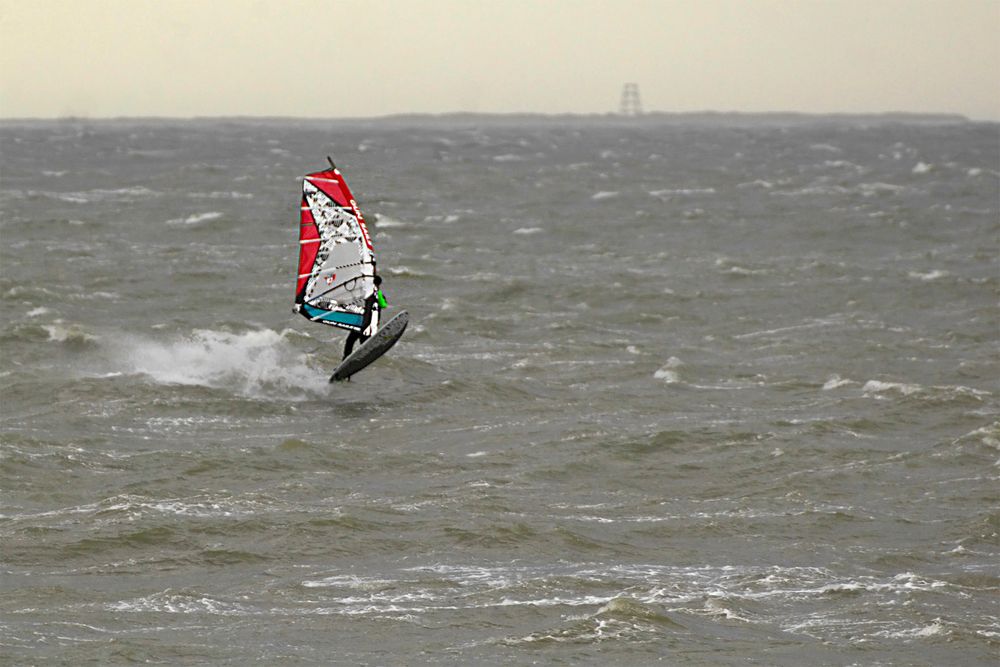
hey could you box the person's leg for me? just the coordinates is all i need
[343,331,359,359]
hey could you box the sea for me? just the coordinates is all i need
[1,115,998,665]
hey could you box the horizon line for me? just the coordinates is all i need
[0,109,988,124]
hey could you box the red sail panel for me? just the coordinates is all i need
[305,169,350,206]
[305,169,373,251]
[296,195,319,299]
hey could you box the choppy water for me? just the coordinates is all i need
[1,116,998,665]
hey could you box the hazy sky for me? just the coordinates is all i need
[1,0,998,120]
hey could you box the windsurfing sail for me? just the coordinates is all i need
[294,159,377,333]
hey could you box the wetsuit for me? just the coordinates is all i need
[342,288,386,359]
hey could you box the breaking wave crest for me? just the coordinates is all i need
[112,328,326,398]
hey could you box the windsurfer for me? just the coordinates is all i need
[343,274,386,359]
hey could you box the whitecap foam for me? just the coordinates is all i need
[648,187,716,197]
[727,265,768,276]
[591,190,619,201]
[112,328,326,398]
[960,423,1000,450]
[821,160,863,171]
[188,191,253,200]
[422,213,461,224]
[108,592,253,615]
[735,318,843,340]
[863,380,923,396]
[873,619,948,639]
[45,186,161,204]
[513,227,543,235]
[53,193,89,203]
[654,357,683,383]
[862,380,990,401]
[373,216,408,228]
[387,265,424,277]
[908,269,949,281]
[302,574,396,590]
[858,182,906,196]
[167,211,223,225]
[822,374,853,390]
[43,323,98,345]
[737,179,774,189]
[772,182,906,198]
[79,291,119,301]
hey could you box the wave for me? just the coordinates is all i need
[107,590,255,615]
[862,379,990,402]
[819,374,990,403]
[385,265,428,278]
[109,328,327,398]
[4,285,118,302]
[371,215,409,228]
[2,321,99,348]
[423,213,462,224]
[5,492,272,524]
[771,182,908,198]
[187,191,254,200]
[166,211,224,225]
[590,190,619,201]
[654,357,683,384]
[954,423,1000,451]
[43,323,99,346]
[822,374,854,390]
[503,596,678,645]
[818,159,864,171]
[288,560,993,650]
[0,215,89,228]
[13,186,161,204]
[737,179,776,189]
[908,269,949,281]
[649,187,717,197]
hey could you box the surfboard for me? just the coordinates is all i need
[330,310,408,382]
